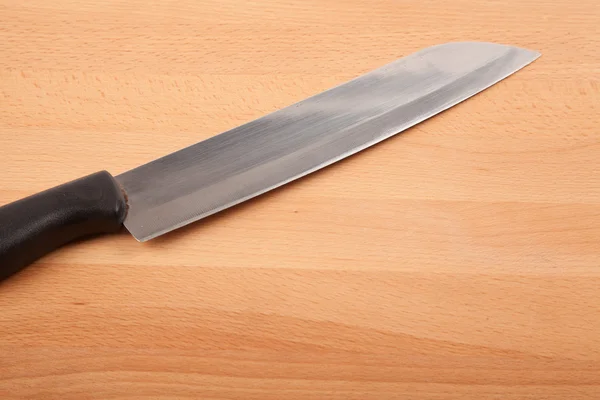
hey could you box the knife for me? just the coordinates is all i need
[0,41,540,281]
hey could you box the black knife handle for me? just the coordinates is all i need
[0,171,127,281]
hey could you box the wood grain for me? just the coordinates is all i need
[1,0,600,399]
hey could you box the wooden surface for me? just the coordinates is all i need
[1,0,599,398]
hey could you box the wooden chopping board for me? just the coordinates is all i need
[1,0,599,398]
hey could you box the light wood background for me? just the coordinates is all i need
[1,0,599,399]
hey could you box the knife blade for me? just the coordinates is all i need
[0,41,540,280]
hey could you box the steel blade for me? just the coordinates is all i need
[116,41,540,242]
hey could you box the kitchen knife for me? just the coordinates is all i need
[0,41,540,281]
